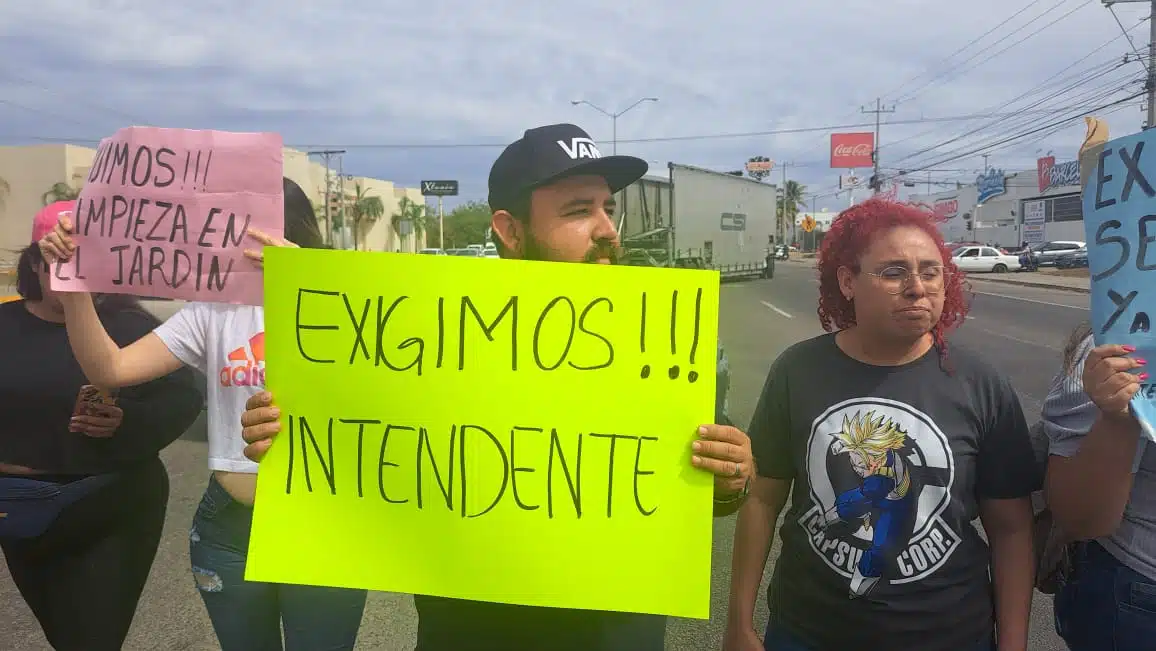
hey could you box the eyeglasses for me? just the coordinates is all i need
[864,266,951,295]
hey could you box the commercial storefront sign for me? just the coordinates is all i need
[1022,200,1046,244]
[1036,156,1080,193]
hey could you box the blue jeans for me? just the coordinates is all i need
[189,474,368,651]
[1055,541,1156,651]
[763,622,995,650]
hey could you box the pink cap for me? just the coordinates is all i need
[31,200,77,244]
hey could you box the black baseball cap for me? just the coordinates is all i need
[488,123,649,212]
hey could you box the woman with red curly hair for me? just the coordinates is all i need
[724,198,1040,651]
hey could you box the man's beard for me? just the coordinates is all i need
[522,233,621,264]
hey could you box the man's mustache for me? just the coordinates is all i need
[583,241,622,264]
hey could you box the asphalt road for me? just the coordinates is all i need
[0,268,1083,650]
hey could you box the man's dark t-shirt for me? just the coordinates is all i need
[412,345,733,651]
[749,334,1039,651]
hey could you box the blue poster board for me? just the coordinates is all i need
[1084,129,1156,442]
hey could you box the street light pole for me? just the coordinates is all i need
[571,97,659,155]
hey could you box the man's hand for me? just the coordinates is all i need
[243,228,299,269]
[240,391,282,461]
[70,403,123,438]
[1082,343,1144,418]
[692,424,754,499]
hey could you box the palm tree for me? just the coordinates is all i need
[391,196,431,252]
[777,180,806,241]
[42,182,80,205]
[348,183,386,250]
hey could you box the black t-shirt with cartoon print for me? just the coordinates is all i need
[749,333,1040,651]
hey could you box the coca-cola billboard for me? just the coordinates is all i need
[830,132,875,169]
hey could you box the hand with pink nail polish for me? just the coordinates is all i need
[1083,344,1145,418]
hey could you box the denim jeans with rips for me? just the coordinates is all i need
[189,474,368,651]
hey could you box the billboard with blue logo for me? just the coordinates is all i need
[976,168,1007,204]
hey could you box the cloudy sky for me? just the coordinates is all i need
[1,0,1149,209]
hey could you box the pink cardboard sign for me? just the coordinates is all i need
[49,127,284,305]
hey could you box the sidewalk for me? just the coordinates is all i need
[781,257,1091,294]
[969,270,1090,294]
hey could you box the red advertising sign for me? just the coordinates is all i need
[1036,156,1054,193]
[830,132,875,168]
[1036,155,1080,193]
[933,198,959,219]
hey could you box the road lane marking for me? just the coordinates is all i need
[760,301,794,318]
[970,289,1088,310]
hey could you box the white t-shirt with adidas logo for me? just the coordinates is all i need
[154,302,265,473]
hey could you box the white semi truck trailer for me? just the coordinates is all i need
[666,163,779,269]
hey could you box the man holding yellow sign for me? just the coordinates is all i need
[240,123,754,651]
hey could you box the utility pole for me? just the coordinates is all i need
[862,98,896,193]
[1102,1,1156,128]
[1150,1,1155,129]
[308,149,346,247]
[982,154,990,172]
[809,195,817,253]
[780,162,791,244]
[337,158,347,250]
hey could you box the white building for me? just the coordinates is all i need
[908,157,1082,247]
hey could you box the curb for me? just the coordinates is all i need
[781,258,1090,294]
[968,276,1090,294]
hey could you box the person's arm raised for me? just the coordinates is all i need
[1046,343,1145,539]
[58,293,184,388]
[40,214,185,388]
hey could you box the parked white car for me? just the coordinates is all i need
[952,245,1021,273]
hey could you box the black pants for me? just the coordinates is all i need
[1,456,169,651]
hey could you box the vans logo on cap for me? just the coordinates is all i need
[557,137,602,160]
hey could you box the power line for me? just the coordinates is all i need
[0,64,151,126]
[806,93,1139,202]
[0,107,1135,151]
[875,11,1146,175]
[801,0,1065,161]
[0,98,102,132]
[888,62,1140,169]
[881,41,1136,156]
[885,44,1146,168]
[894,90,1145,176]
[897,0,1092,103]
[1105,1,1149,70]
[903,72,1142,169]
[879,0,1053,101]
